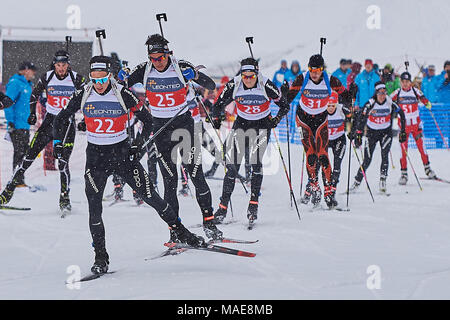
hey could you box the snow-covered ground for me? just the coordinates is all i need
[1,125,449,300]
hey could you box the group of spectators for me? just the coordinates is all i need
[272,58,450,105]
[0,62,37,178]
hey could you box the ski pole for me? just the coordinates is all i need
[245,37,254,58]
[351,140,375,203]
[196,94,248,194]
[272,129,301,221]
[400,143,423,191]
[156,13,167,38]
[299,148,305,199]
[95,29,106,55]
[65,36,72,53]
[141,104,189,150]
[345,139,352,209]
[195,94,238,217]
[428,109,449,150]
[346,100,356,209]
[389,150,395,169]
[285,115,293,207]
[319,37,326,56]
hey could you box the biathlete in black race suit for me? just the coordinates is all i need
[349,81,407,193]
[287,54,352,209]
[210,57,290,224]
[53,56,205,274]
[123,34,223,240]
[0,50,85,212]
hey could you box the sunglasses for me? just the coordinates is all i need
[308,66,324,73]
[90,73,110,84]
[377,90,387,95]
[242,74,257,80]
[150,55,167,63]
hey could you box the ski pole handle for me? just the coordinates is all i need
[245,37,254,58]
[95,29,106,55]
[65,36,72,53]
[156,13,167,37]
[320,37,326,56]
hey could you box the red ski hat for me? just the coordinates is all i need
[365,59,373,66]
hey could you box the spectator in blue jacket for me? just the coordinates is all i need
[435,61,450,103]
[421,65,439,103]
[3,61,36,180]
[354,59,380,109]
[284,60,301,85]
[272,59,288,88]
[332,59,351,89]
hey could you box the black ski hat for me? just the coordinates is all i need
[89,56,111,73]
[400,71,412,81]
[145,34,170,54]
[19,61,37,71]
[53,50,70,64]
[308,54,324,69]
[240,57,259,73]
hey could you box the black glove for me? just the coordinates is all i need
[53,140,64,159]
[280,80,289,97]
[27,112,37,125]
[268,115,282,128]
[129,144,139,160]
[208,113,225,129]
[399,130,407,143]
[354,130,363,148]
[347,130,354,141]
[129,136,144,161]
[77,119,86,132]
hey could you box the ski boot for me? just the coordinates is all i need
[59,191,72,212]
[178,183,189,197]
[247,201,258,224]
[170,220,205,247]
[300,182,312,204]
[202,208,223,240]
[91,247,109,275]
[167,228,181,244]
[132,190,144,206]
[204,162,219,178]
[349,180,361,192]
[424,163,437,179]
[324,185,338,209]
[379,175,387,193]
[399,169,408,185]
[310,182,322,208]
[0,174,22,205]
[0,188,14,205]
[213,203,228,224]
[113,183,124,201]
